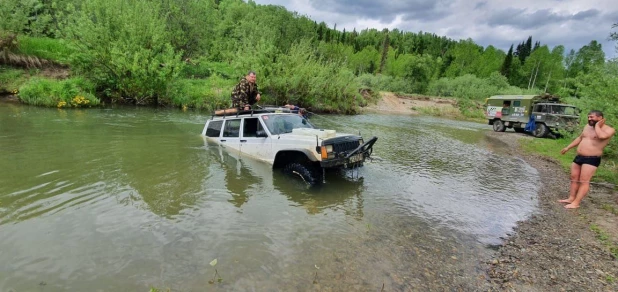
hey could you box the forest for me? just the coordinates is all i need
[0,1,617,130]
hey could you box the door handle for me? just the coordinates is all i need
[240,140,247,143]
[220,140,226,142]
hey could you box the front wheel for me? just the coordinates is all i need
[492,120,506,132]
[533,123,549,138]
[283,163,318,185]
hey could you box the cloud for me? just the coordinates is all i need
[485,8,600,30]
[307,0,455,22]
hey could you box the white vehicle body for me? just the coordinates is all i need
[201,107,377,184]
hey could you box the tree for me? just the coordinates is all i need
[377,29,389,74]
[500,45,514,78]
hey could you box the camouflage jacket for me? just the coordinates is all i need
[231,77,259,108]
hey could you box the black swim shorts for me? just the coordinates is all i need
[573,155,602,167]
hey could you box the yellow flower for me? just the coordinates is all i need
[57,101,67,108]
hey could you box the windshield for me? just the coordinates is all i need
[262,114,313,135]
[549,105,578,115]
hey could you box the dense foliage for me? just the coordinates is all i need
[1,1,617,124]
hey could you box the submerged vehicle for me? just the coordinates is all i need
[201,106,377,185]
[485,94,580,138]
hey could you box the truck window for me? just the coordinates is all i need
[223,120,241,137]
[206,121,223,137]
[243,118,265,137]
[514,101,521,107]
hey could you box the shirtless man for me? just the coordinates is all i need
[559,110,615,209]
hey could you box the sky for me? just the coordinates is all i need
[253,0,618,59]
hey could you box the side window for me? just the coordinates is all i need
[243,118,264,138]
[206,121,223,137]
[513,101,521,107]
[223,120,241,137]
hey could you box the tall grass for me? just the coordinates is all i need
[16,36,75,64]
[18,77,99,107]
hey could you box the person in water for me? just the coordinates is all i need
[559,110,615,209]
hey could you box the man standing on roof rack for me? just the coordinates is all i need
[231,71,261,110]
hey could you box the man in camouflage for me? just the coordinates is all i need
[231,71,261,110]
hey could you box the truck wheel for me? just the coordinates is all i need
[492,120,506,132]
[283,163,318,185]
[533,123,549,138]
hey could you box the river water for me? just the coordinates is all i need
[0,102,539,291]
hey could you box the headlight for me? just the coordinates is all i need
[359,139,364,145]
[325,145,333,153]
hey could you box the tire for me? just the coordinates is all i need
[283,163,318,185]
[492,120,506,132]
[514,127,525,133]
[533,123,549,138]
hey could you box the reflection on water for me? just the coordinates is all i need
[0,103,538,291]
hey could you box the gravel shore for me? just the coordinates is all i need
[484,131,618,291]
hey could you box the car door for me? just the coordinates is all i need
[221,119,242,153]
[240,117,272,162]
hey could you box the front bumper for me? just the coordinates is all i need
[320,136,378,168]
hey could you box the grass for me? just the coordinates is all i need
[520,137,618,186]
[590,224,618,259]
[0,66,29,93]
[16,36,75,64]
[18,77,99,107]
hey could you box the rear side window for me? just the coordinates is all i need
[223,120,241,137]
[513,101,521,107]
[206,121,223,137]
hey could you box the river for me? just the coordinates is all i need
[0,102,539,291]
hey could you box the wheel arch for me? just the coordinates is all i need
[273,150,318,169]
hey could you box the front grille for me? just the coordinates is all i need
[333,141,360,153]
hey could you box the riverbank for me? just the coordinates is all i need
[484,131,618,291]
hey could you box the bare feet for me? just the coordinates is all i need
[564,203,580,209]
[558,199,573,203]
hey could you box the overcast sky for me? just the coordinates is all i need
[254,0,618,59]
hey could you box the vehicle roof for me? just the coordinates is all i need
[210,107,301,119]
[487,95,538,100]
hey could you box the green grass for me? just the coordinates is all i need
[0,66,28,93]
[520,137,618,186]
[590,224,618,259]
[16,36,75,64]
[18,77,99,107]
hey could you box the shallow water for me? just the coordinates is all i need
[0,103,539,291]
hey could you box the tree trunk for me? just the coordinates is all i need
[544,70,552,93]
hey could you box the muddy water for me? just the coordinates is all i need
[0,103,539,291]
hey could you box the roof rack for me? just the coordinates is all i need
[212,106,299,118]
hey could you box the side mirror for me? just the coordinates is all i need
[256,130,268,138]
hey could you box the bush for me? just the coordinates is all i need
[168,75,236,111]
[233,40,363,114]
[18,77,99,107]
[61,0,184,105]
[427,73,540,100]
[356,74,416,94]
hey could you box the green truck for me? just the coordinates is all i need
[484,95,580,138]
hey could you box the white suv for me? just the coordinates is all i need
[201,107,377,185]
